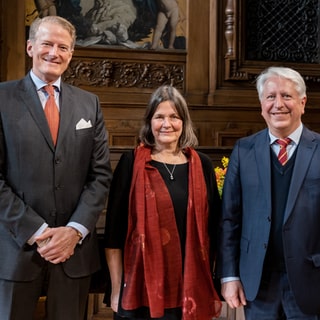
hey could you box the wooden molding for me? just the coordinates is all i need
[63,57,185,90]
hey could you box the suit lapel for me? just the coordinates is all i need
[56,83,75,148]
[18,76,54,150]
[284,128,316,223]
[255,130,272,212]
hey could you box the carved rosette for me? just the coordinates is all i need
[63,58,184,89]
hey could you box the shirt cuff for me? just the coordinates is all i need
[221,276,241,283]
[67,222,89,244]
[27,223,49,245]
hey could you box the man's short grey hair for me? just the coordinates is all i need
[256,67,306,101]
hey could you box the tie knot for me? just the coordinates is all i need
[43,85,55,96]
[277,138,291,148]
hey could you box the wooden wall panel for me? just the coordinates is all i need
[1,0,320,152]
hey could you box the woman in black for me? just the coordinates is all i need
[104,85,221,320]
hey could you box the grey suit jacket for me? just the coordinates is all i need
[0,74,112,281]
[217,126,320,314]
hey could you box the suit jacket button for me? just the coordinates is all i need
[50,210,56,217]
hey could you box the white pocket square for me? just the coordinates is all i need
[76,118,92,130]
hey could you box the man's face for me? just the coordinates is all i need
[260,76,306,138]
[26,22,73,83]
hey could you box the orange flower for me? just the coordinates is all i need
[214,156,229,198]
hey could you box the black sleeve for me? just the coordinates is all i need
[197,151,222,298]
[197,152,222,264]
[103,150,134,249]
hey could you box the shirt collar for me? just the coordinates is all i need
[268,123,303,146]
[30,70,61,92]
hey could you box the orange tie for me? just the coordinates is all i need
[43,85,59,146]
[277,138,291,166]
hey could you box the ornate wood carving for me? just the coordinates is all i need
[223,0,320,86]
[63,58,184,89]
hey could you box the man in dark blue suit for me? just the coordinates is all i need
[217,67,320,319]
[0,16,112,319]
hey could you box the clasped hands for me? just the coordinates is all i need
[35,226,80,264]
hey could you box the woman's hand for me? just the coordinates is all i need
[110,289,120,312]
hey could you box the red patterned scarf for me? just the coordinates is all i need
[122,145,221,319]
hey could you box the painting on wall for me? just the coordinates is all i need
[25,0,186,50]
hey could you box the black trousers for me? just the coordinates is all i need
[0,263,91,320]
[113,308,182,320]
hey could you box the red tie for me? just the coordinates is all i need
[43,85,59,146]
[277,138,291,165]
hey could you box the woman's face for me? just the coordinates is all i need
[151,100,183,150]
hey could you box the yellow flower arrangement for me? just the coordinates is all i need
[214,156,229,198]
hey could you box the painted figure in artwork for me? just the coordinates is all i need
[34,0,57,16]
[150,0,179,49]
[30,0,185,49]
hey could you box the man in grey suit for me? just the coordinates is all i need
[217,67,320,319]
[0,16,112,319]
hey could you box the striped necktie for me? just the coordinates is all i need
[277,138,291,166]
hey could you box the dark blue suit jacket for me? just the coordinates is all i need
[0,74,112,281]
[217,126,320,315]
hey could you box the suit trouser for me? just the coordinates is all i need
[0,262,91,320]
[244,271,320,320]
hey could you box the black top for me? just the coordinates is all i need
[104,150,221,258]
[150,160,189,259]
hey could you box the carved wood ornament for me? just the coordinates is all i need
[223,0,320,85]
[63,59,184,89]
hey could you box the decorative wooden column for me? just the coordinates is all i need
[225,0,235,57]
[1,0,26,80]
